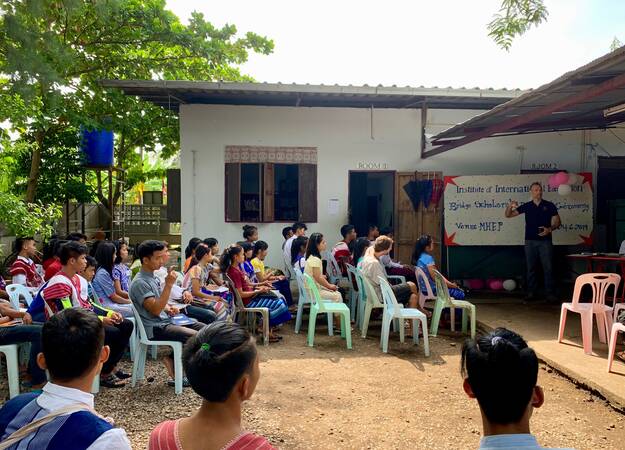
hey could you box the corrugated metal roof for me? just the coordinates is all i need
[99,80,526,112]
[427,46,625,157]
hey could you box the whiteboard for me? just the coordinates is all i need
[443,174,593,246]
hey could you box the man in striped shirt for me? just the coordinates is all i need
[9,237,43,290]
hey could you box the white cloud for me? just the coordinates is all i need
[167,0,621,89]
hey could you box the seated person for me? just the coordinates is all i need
[378,227,417,283]
[130,240,206,388]
[239,242,262,285]
[93,241,133,318]
[332,224,357,276]
[112,239,132,299]
[149,322,276,450]
[183,237,202,273]
[242,224,259,244]
[203,238,224,285]
[9,237,43,291]
[360,236,429,318]
[283,222,307,266]
[252,241,294,306]
[461,328,562,450]
[45,233,89,281]
[0,308,132,449]
[182,244,228,322]
[38,242,132,388]
[367,225,380,244]
[0,300,46,390]
[281,226,293,250]
[291,236,309,273]
[412,235,465,300]
[351,237,371,268]
[223,245,291,343]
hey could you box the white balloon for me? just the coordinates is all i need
[503,279,517,291]
[558,184,572,196]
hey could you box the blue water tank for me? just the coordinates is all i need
[80,128,114,167]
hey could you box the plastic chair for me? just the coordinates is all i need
[607,303,625,373]
[130,305,184,394]
[6,284,34,310]
[558,273,620,355]
[302,273,352,349]
[378,277,430,355]
[430,270,476,339]
[324,251,348,286]
[224,275,269,346]
[0,345,20,399]
[415,267,437,309]
[345,263,360,322]
[354,268,385,338]
[294,269,333,335]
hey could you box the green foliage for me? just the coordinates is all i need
[488,0,548,50]
[0,0,273,205]
[0,193,62,240]
[611,37,623,52]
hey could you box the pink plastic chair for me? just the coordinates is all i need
[558,273,621,355]
[607,303,625,373]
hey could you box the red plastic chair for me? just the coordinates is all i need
[558,273,621,355]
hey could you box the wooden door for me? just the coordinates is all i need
[395,171,443,265]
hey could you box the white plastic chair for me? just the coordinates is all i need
[294,269,333,335]
[378,277,429,356]
[558,273,620,355]
[224,275,269,346]
[430,270,476,339]
[607,303,625,373]
[0,345,20,398]
[354,268,385,338]
[130,305,184,394]
[415,267,437,309]
[324,251,349,286]
[6,284,34,310]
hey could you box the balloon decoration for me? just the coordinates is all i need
[488,279,504,291]
[557,183,572,196]
[548,174,560,190]
[503,279,517,291]
[554,171,569,186]
[467,279,484,290]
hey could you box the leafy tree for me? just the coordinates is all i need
[489,0,549,50]
[0,193,62,240]
[0,0,273,208]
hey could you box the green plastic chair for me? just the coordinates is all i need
[302,273,352,349]
[430,270,476,339]
[353,268,385,338]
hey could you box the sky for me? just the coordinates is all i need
[167,1,623,90]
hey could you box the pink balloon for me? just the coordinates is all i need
[548,175,559,189]
[469,279,484,290]
[489,279,504,291]
[554,171,569,186]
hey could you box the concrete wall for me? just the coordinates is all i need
[179,104,625,267]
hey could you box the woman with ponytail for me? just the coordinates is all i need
[461,328,547,449]
[149,322,276,450]
[222,245,291,343]
[412,234,465,300]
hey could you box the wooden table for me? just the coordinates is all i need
[567,253,625,301]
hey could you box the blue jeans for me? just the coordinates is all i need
[185,305,217,325]
[525,240,554,295]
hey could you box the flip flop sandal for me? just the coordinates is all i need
[167,376,190,387]
[100,374,126,388]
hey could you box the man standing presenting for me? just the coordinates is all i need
[505,182,561,302]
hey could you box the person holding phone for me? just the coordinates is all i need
[505,182,561,302]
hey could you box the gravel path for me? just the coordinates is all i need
[2,321,624,449]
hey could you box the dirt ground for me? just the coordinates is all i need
[2,320,625,449]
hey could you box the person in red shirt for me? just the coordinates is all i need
[9,237,43,289]
[149,322,276,450]
[332,224,357,276]
[43,232,88,281]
